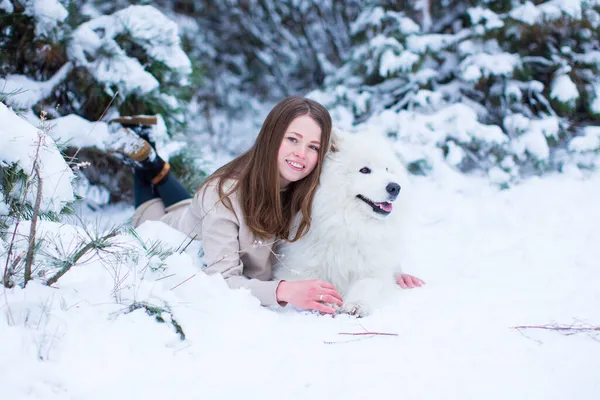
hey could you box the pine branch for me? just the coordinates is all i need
[45,229,120,286]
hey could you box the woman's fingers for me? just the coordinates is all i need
[405,274,426,287]
[397,274,426,289]
[397,276,408,288]
[319,294,342,306]
[310,302,336,314]
[308,280,343,303]
[319,281,337,290]
[320,288,343,303]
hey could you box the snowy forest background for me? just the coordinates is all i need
[1,1,600,399]
[2,0,600,209]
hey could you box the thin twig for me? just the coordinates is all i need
[155,273,176,281]
[2,287,15,325]
[4,114,46,287]
[64,92,119,163]
[24,165,43,286]
[169,274,196,291]
[45,323,61,361]
[324,336,374,345]
[50,91,119,202]
[177,234,198,254]
[511,325,600,332]
[338,331,399,336]
[203,239,279,270]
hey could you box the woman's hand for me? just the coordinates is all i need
[276,280,343,314]
[396,273,426,289]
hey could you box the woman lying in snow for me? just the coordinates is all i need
[111,96,423,314]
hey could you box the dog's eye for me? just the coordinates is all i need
[359,167,371,174]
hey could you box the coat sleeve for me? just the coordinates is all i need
[191,184,281,306]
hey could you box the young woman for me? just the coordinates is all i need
[114,96,344,314]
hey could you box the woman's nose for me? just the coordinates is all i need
[294,147,306,158]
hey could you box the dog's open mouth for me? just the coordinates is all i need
[356,195,393,215]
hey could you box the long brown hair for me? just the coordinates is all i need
[198,96,332,241]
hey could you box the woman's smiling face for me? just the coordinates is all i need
[277,114,322,188]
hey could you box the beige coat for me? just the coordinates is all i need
[132,181,281,306]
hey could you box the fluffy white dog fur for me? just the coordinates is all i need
[274,130,410,316]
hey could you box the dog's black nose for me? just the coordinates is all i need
[386,182,401,197]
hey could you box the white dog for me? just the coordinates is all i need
[274,130,410,316]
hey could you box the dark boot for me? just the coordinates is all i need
[136,153,171,186]
[107,123,170,185]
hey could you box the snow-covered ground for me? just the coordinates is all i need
[2,169,599,399]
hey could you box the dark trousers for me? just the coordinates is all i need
[134,169,191,208]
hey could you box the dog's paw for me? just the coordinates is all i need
[339,302,369,317]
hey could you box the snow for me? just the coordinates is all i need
[370,34,404,52]
[351,7,420,36]
[444,140,466,166]
[510,0,583,24]
[352,91,370,115]
[49,115,111,149]
[539,0,582,20]
[379,49,419,76]
[509,1,543,25]
[68,24,159,96]
[588,81,600,115]
[0,103,74,213]
[487,166,512,185]
[459,52,520,82]
[407,34,458,54]
[573,50,600,67]
[504,81,523,102]
[23,0,68,37]
[0,63,73,109]
[569,126,600,152]
[515,129,550,161]
[385,104,508,146]
[468,7,504,30]
[505,114,561,161]
[46,113,176,161]
[550,74,580,104]
[342,103,509,175]
[68,5,191,96]
[0,0,13,13]
[391,13,421,35]
[0,191,8,215]
[412,89,443,110]
[2,171,600,399]
[2,1,600,395]
[109,6,191,74]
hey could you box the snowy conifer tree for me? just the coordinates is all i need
[1,2,192,203]
[95,0,361,153]
[309,0,600,185]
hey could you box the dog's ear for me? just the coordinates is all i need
[329,127,347,153]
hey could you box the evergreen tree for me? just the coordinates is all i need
[1,1,193,202]
[310,0,600,185]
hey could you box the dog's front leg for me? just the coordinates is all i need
[340,277,395,317]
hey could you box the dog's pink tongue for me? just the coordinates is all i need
[376,202,393,212]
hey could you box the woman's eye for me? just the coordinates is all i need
[287,137,298,143]
[309,145,320,151]
[359,167,371,174]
